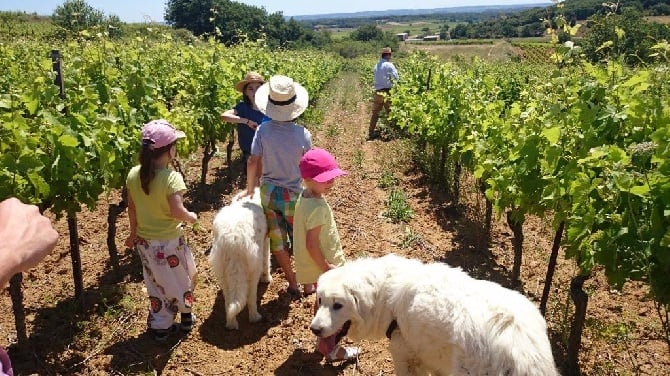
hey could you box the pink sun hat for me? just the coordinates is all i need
[300,148,347,183]
[141,119,185,150]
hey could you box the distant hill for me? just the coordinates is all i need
[291,3,552,21]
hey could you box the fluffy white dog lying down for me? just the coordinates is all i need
[208,189,271,330]
[310,254,559,376]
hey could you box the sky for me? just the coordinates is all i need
[0,0,550,23]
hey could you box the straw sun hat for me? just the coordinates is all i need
[234,71,266,92]
[255,75,309,122]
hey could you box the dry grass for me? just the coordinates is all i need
[401,40,522,62]
[646,15,670,24]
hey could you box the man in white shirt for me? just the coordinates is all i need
[369,47,399,140]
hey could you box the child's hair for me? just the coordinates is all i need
[139,141,175,195]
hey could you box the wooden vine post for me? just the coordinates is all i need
[51,50,65,99]
[67,211,85,308]
[8,273,27,345]
[106,188,127,281]
[540,220,565,316]
[567,272,592,376]
[200,138,217,185]
[479,180,493,241]
[226,131,234,174]
[53,49,85,311]
[506,209,524,285]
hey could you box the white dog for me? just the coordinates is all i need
[310,254,559,376]
[208,189,271,330]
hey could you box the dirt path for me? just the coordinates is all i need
[0,70,416,376]
[1,70,668,375]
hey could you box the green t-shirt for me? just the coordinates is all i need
[126,165,187,240]
[293,194,346,285]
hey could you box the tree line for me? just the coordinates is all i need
[447,0,669,40]
[2,0,668,64]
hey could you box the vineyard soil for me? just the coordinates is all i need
[1,71,668,375]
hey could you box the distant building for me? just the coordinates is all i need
[396,32,409,41]
[422,35,440,41]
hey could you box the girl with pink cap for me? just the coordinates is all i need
[294,148,360,363]
[124,119,198,342]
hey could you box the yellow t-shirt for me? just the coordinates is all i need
[126,165,187,240]
[293,195,346,285]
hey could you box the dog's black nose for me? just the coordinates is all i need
[311,327,321,336]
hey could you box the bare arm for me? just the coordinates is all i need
[306,226,335,272]
[124,194,138,248]
[221,109,258,130]
[0,198,58,287]
[246,154,261,196]
[168,191,198,223]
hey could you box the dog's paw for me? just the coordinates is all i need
[260,273,273,283]
[225,320,239,330]
[249,312,263,323]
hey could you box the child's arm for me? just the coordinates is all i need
[306,226,336,272]
[124,195,138,248]
[245,155,261,196]
[168,191,198,223]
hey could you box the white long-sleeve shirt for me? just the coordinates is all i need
[373,58,399,91]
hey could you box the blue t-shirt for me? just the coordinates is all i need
[234,102,267,153]
[251,120,312,192]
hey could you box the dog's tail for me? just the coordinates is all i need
[226,267,248,321]
[208,238,250,321]
[488,311,559,376]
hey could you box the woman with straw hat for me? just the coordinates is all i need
[221,71,268,165]
[244,74,312,299]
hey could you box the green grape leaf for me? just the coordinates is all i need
[59,134,79,147]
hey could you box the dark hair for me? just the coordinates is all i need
[139,142,175,195]
[382,52,392,59]
[242,83,253,105]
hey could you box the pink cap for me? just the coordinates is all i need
[141,119,185,150]
[300,148,347,183]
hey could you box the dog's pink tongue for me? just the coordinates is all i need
[317,334,338,357]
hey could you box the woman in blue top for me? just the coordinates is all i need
[221,71,268,164]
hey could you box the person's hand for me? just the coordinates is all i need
[322,263,337,272]
[124,233,137,248]
[0,198,58,284]
[245,119,258,130]
[187,211,198,223]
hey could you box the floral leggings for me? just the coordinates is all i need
[136,236,197,330]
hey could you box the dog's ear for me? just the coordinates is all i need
[345,274,377,322]
[349,287,360,311]
[345,284,364,324]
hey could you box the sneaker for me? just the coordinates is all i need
[152,324,176,342]
[180,312,196,332]
[326,345,360,363]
